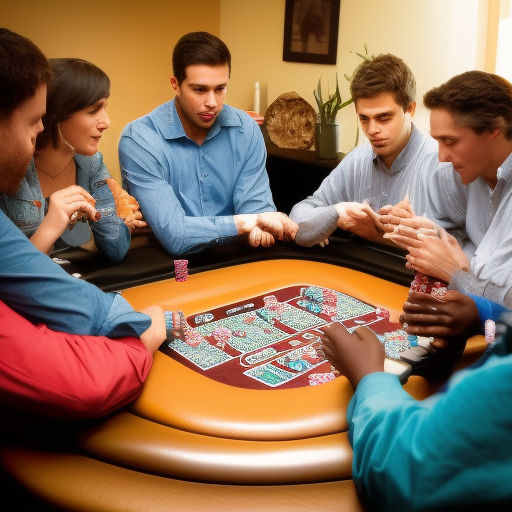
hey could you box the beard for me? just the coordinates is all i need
[0,142,33,196]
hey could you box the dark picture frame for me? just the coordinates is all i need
[283,0,340,65]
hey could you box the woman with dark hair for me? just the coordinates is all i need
[0,58,145,262]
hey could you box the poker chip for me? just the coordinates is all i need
[174,259,188,282]
[184,327,204,347]
[263,295,285,315]
[212,327,231,349]
[308,372,337,386]
[323,289,337,304]
[375,307,390,319]
[298,287,338,317]
[301,286,324,302]
[410,272,448,297]
[485,319,496,344]
[194,313,214,324]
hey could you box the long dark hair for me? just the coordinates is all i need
[36,58,110,149]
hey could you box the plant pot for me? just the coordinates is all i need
[315,123,340,159]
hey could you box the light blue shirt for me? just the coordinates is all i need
[290,124,468,247]
[347,320,512,511]
[0,208,150,338]
[118,99,276,256]
[445,152,512,307]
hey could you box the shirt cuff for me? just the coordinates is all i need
[100,293,152,338]
[295,206,339,247]
[214,216,239,239]
[347,372,403,421]
[450,270,509,308]
[466,293,509,326]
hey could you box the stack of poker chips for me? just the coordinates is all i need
[164,310,204,347]
[409,272,448,298]
[485,318,496,344]
[174,259,188,282]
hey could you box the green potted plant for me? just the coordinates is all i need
[313,45,372,158]
[313,73,352,158]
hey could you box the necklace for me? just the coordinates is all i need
[36,157,74,180]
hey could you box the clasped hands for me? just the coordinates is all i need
[235,212,298,248]
[332,196,414,244]
[380,206,477,343]
[47,185,146,233]
[332,195,470,283]
[382,215,470,283]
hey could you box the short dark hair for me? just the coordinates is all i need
[423,70,512,140]
[172,31,231,85]
[36,58,110,149]
[350,53,416,111]
[0,28,52,119]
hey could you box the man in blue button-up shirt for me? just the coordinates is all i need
[119,31,297,256]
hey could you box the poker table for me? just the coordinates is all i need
[0,236,487,511]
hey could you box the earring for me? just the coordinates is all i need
[58,124,75,152]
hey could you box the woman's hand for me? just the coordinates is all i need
[48,185,97,226]
[123,210,147,233]
[30,185,98,254]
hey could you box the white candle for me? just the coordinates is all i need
[253,81,260,114]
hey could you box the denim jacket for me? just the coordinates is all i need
[0,152,130,262]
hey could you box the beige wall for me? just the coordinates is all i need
[222,0,491,153]
[1,0,220,180]
[1,0,495,175]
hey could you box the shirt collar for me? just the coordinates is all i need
[496,151,512,182]
[372,123,422,175]
[155,99,242,141]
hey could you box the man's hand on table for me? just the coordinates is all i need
[248,226,275,247]
[319,323,385,389]
[400,290,480,344]
[139,305,167,354]
[235,212,298,247]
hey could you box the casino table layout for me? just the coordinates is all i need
[0,238,487,512]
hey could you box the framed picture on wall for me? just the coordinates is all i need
[282,0,340,64]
